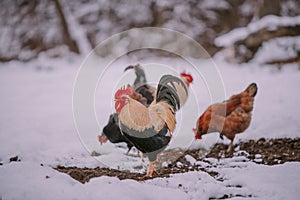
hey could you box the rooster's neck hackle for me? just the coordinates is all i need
[119,98,176,134]
[119,98,152,132]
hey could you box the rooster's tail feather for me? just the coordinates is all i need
[156,75,188,112]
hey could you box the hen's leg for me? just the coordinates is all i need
[227,140,234,153]
[220,134,224,140]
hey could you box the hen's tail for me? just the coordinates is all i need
[245,83,258,97]
[156,75,188,112]
[226,83,258,115]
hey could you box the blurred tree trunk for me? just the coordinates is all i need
[53,0,79,54]
[226,0,241,30]
[259,0,281,17]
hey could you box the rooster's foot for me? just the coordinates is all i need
[145,161,158,178]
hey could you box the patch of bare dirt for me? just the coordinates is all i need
[206,138,300,165]
[55,138,300,183]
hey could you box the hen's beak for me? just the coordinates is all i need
[193,128,202,140]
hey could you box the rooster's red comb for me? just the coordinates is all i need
[180,72,193,83]
[115,85,133,99]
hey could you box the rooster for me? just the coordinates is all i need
[193,83,258,153]
[115,73,193,177]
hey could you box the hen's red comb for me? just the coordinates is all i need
[180,72,193,83]
[115,85,133,99]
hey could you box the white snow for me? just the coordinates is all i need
[185,155,197,165]
[0,162,188,200]
[148,161,300,200]
[198,0,230,10]
[0,54,299,199]
[252,36,300,64]
[218,162,300,200]
[215,15,300,47]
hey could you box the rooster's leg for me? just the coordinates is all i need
[125,149,130,155]
[126,145,133,155]
[146,160,157,177]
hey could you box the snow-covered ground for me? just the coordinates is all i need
[1,156,299,200]
[0,54,299,199]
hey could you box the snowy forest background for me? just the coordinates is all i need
[1,0,299,64]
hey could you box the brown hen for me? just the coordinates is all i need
[193,83,258,153]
